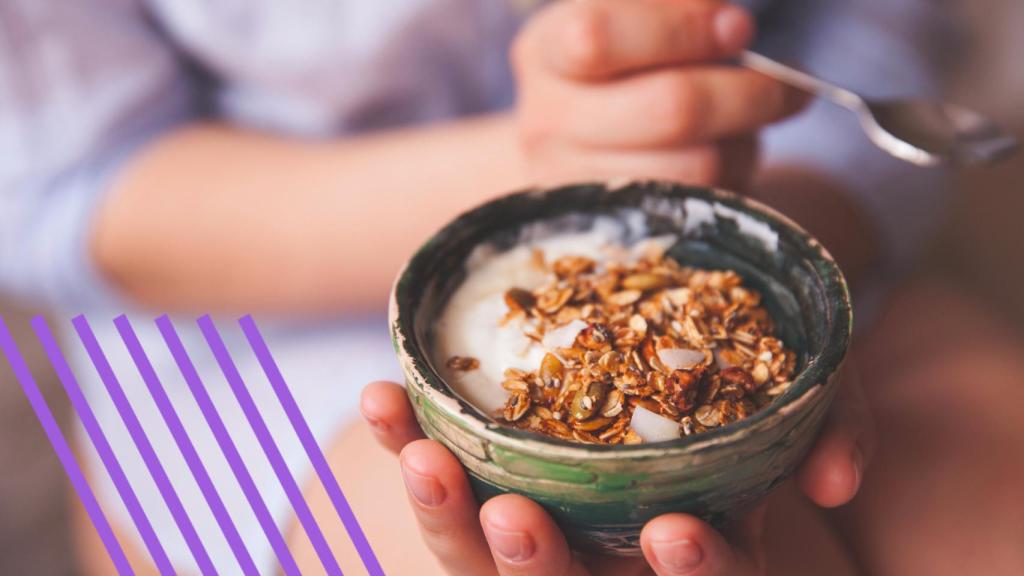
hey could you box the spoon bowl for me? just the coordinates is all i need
[861,99,1020,166]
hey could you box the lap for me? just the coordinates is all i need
[838,278,1024,575]
[290,417,445,575]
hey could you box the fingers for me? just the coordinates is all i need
[796,363,877,507]
[360,381,425,455]
[514,1,805,191]
[523,0,754,80]
[524,66,806,149]
[479,494,591,576]
[641,512,765,576]
[400,440,499,576]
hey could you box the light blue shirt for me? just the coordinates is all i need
[0,0,957,573]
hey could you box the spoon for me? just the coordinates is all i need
[740,50,1019,167]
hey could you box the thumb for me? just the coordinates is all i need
[641,507,766,576]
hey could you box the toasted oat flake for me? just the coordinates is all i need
[446,356,480,371]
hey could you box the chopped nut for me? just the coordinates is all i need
[666,369,700,412]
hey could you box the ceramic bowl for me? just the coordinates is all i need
[389,181,852,555]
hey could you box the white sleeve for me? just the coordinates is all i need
[0,1,200,310]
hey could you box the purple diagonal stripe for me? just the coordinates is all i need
[72,315,216,575]
[33,317,173,574]
[239,316,383,576]
[114,316,258,575]
[0,317,135,576]
[197,316,343,576]
[156,316,301,576]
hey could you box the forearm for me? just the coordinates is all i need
[92,113,524,313]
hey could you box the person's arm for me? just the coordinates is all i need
[92,114,525,314]
[1,1,533,316]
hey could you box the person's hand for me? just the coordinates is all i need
[359,364,875,575]
[513,0,809,191]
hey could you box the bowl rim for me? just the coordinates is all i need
[390,181,852,460]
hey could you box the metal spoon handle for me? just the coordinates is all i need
[739,50,864,111]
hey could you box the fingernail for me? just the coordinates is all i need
[714,5,755,53]
[359,405,389,431]
[401,465,445,507]
[484,523,535,563]
[651,539,704,574]
[363,414,389,431]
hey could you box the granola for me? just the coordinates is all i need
[446,245,797,444]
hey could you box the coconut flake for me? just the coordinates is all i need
[630,406,681,442]
[658,348,705,371]
[542,319,588,351]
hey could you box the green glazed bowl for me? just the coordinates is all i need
[389,181,852,555]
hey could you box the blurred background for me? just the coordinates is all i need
[1,1,1022,574]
